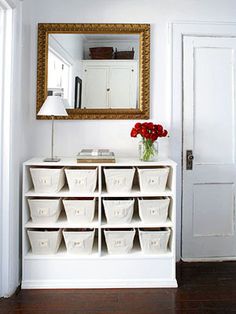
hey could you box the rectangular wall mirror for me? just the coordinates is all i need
[37,23,150,119]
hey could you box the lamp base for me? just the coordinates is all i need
[43,157,61,162]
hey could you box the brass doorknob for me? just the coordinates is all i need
[186,150,194,170]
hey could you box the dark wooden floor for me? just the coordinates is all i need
[1,261,236,314]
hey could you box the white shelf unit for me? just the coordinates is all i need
[22,157,177,289]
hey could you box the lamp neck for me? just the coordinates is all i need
[51,115,55,160]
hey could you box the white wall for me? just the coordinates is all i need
[8,0,33,296]
[0,0,33,297]
[22,0,236,260]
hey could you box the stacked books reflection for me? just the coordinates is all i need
[77,149,115,163]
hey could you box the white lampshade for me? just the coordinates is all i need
[37,96,68,116]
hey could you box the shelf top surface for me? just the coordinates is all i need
[23,157,177,167]
[82,59,138,63]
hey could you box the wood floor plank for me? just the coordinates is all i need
[1,262,236,313]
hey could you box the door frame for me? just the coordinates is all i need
[0,0,23,298]
[169,21,236,261]
[0,0,14,298]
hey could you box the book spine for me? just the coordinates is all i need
[77,159,115,163]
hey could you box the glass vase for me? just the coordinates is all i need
[139,139,158,161]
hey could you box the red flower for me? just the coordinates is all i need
[147,122,154,130]
[140,127,147,137]
[131,128,138,137]
[145,132,152,139]
[157,124,163,132]
[151,134,158,142]
[162,129,168,137]
[130,121,168,141]
[135,122,142,130]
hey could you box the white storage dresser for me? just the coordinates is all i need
[22,158,177,288]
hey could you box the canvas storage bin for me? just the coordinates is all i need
[103,198,134,224]
[65,168,97,193]
[138,228,171,254]
[27,229,62,255]
[30,167,65,193]
[104,167,135,193]
[138,197,170,223]
[104,228,135,254]
[28,198,62,224]
[137,167,169,192]
[63,229,95,255]
[62,198,95,223]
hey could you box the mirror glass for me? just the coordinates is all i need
[47,33,140,110]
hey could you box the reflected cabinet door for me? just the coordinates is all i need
[109,63,137,109]
[82,66,109,108]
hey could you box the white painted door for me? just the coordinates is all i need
[82,66,108,108]
[182,36,236,259]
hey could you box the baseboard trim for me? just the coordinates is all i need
[22,279,178,289]
[182,257,236,262]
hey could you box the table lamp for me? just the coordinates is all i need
[37,96,68,162]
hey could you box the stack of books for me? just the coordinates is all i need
[77,149,116,163]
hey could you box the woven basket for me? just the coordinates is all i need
[89,47,113,59]
[114,48,134,59]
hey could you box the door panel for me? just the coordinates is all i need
[193,183,234,236]
[194,47,235,164]
[183,36,236,259]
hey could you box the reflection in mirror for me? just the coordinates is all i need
[48,34,140,110]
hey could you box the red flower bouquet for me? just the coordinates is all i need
[130,122,168,161]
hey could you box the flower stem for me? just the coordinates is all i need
[142,139,155,161]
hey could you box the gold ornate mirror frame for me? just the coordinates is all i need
[37,23,150,120]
